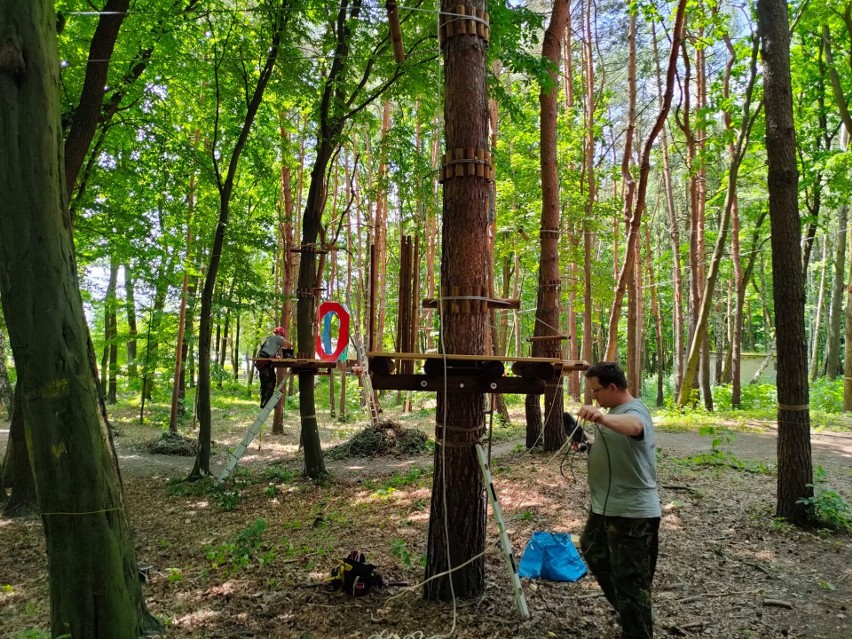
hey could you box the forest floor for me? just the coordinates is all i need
[1,389,851,639]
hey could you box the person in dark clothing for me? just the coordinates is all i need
[578,361,661,639]
[255,327,292,407]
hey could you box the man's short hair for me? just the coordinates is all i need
[585,361,628,390]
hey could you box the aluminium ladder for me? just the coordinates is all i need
[350,328,380,427]
[216,376,289,483]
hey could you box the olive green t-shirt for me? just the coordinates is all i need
[587,398,661,518]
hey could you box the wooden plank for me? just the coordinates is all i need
[369,351,588,367]
[370,374,545,394]
[254,358,337,369]
[421,297,521,309]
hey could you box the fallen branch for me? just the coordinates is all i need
[762,598,793,609]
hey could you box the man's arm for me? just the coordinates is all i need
[578,405,644,437]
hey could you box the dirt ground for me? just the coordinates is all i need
[1,404,850,639]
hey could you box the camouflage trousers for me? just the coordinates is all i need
[258,364,277,407]
[580,513,660,639]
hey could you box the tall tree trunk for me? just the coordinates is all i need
[124,264,138,379]
[528,0,569,452]
[63,0,130,199]
[0,2,160,633]
[603,0,687,360]
[106,257,119,403]
[809,237,828,381]
[757,0,813,525]
[192,2,289,477]
[651,20,684,392]
[621,12,638,392]
[581,0,596,404]
[677,34,760,406]
[374,100,392,347]
[826,205,848,379]
[169,136,197,434]
[645,224,665,406]
[424,0,490,601]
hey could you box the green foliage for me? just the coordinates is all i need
[206,519,273,573]
[809,378,844,413]
[797,467,852,531]
[677,426,773,474]
[366,469,427,497]
[713,384,777,411]
[165,475,245,512]
[391,539,413,568]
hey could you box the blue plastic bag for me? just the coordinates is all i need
[518,531,587,582]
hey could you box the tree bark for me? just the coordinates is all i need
[581,0,596,404]
[424,0,490,601]
[757,0,813,525]
[63,0,130,199]
[0,2,159,633]
[527,0,568,452]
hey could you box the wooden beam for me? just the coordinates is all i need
[371,374,545,394]
[386,0,406,64]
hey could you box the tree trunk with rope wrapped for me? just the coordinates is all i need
[424,0,491,600]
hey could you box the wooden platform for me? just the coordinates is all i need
[365,352,588,394]
[253,358,338,370]
[367,351,588,371]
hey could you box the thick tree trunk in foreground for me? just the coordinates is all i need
[424,0,490,601]
[757,0,813,525]
[0,3,159,634]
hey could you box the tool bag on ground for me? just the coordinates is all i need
[327,550,383,596]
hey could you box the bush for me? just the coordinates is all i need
[810,378,844,413]
[798,466,852,531]
[712,383,777,411]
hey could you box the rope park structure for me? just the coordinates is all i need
[235,0,592,618]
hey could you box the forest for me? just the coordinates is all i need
[0,0,851,637]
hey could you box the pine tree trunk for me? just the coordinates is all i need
[582,0,596,404]
[424,0,490,600]
[651,21,684,391]
[757,0,813,524]
[528,0,568,452]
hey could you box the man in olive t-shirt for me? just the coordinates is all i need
[577,361,661,639]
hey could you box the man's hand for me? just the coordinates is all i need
[578,404,603,425]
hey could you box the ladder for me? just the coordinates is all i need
[475,442,530,619]
[350,328,380,427]
[216,376,289,484]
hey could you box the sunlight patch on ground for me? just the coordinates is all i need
[173,607,219,629]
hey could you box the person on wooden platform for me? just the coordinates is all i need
[577,361,661,639]
[255,327,292,407]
